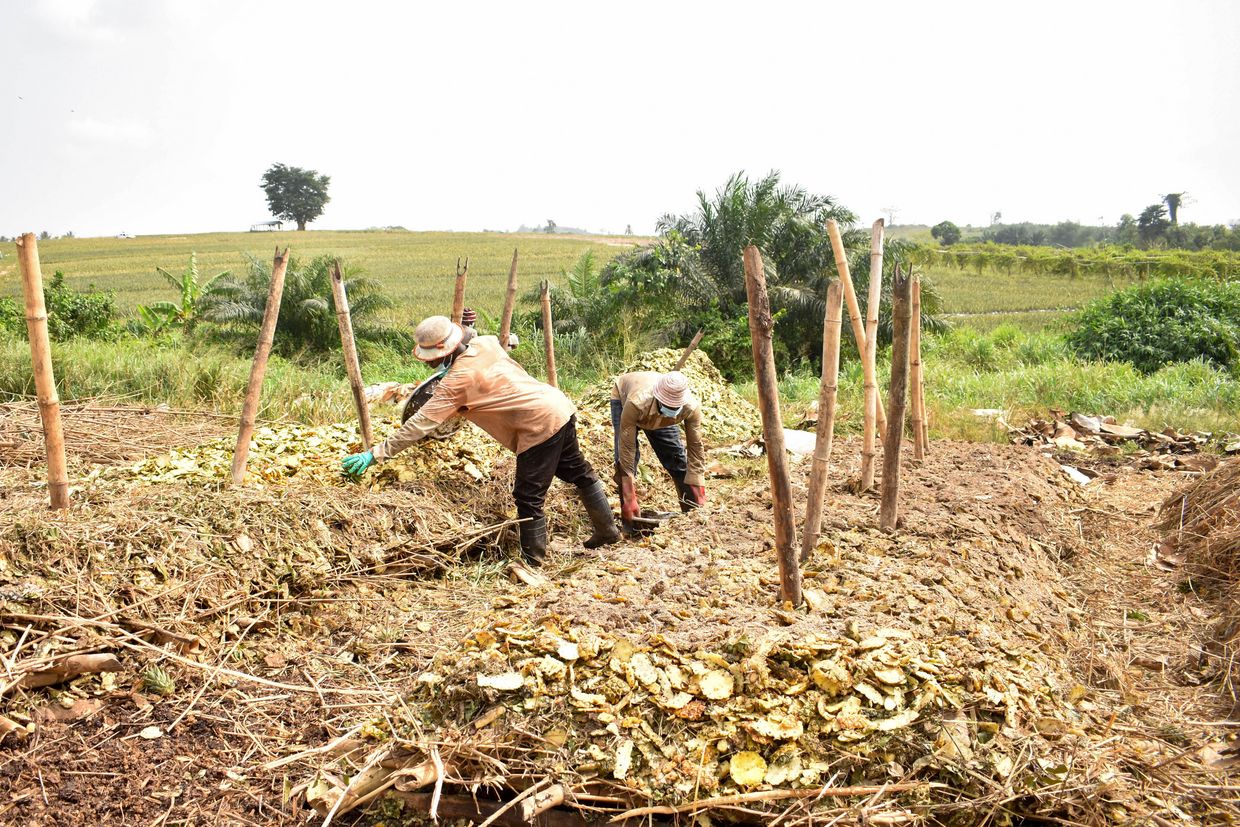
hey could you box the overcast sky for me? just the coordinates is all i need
[3,0,1238,238]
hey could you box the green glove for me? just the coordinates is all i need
[342,450,375,476]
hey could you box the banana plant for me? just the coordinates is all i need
[150,252,230,333]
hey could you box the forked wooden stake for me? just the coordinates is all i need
[859,219,885,491]
[674,329,704,371]
[910,275,926,460]
[800,279,844,563]
[329,259,374,450]
[499,248,519,347]
[880,267,914,533]
[539,280,558,388]
[15,233,69,509]
[231,247,289,484]
[742,245,802,606]
[451,256,469,325]
[825,220,887,439]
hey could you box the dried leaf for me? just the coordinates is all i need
[699,670,734,700]
[728,751,767,787]
[478,672,524,691]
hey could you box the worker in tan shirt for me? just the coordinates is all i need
[342,316,619,565]
[611,370,706,533]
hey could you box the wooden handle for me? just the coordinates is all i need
[673,329,704,371]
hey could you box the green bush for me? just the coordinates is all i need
[1067,279,1240,373]
[0,272,120,339]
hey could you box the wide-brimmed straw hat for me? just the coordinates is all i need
[414,315,465,362]
[653,371,690,408]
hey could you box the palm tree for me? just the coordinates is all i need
[1162,192,1187,225]
[202,254,398,355]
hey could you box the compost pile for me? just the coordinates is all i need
[577,348,760,444]
[113,418,505,490]
[1004,410,1238,472]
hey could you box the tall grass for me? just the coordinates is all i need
[737,324,1240,442]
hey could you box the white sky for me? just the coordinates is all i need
[3,0,1238,238]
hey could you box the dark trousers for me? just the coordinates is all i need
[513,415,599,520]
[609,399,687,484]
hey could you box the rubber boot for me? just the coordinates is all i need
[519,516,548,566]
[578,479,621,549]
[673,478,695,514]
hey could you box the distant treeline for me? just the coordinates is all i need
[975,220,1240,251]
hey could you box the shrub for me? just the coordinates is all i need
[0,272,120,339]
[1067,279,1240,373]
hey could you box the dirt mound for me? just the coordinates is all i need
[280,442,1226,824]
[4,411,1236,822]
[577,348,760,445]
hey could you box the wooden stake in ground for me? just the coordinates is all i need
[674,329,704,370]
[859,218,886,491]
[742,245,802,606]
[498,247,519,347]
[450,257,469,325]
[800,279,844,563]
[915,278,930,456]
[539,280,558,388]
[880,266,914,533]
[15,234,69,509]
[910,275,926,460]
[329,259,374,450]
[230,247,290,484]
[825,220,887,438]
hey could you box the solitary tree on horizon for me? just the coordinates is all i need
[260,163,331,231]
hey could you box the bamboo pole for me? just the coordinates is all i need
[674,329,704,371]
[916,279,930,456]
[329,259,375,450]
[498,247,519,347]
[451,257,469,325]
[825,220,887,439]
[879,267,914,533]
[742,245,801,607]
[909,275,926,460]
[539,280,558,388]
[799,280,844,563]
[15,233,69,509]
[230,247,290,484]
[859,219,885,491]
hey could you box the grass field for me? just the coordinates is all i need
[1,230,1134,333]
[0,230,649,324]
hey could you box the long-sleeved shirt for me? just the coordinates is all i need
[611,371,706,486]
[373,336,574,460]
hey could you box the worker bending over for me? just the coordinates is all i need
[611,370,706,533]
[342,316,619,565]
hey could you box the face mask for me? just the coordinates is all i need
[658,403,683,419]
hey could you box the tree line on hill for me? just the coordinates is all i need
[931,193,1240,252]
